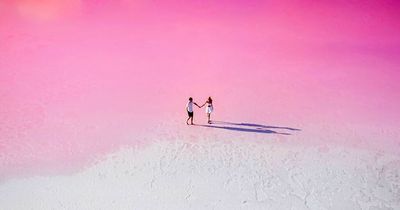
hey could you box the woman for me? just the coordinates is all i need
[201,97,213,124]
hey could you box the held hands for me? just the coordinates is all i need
[194,103,204,108]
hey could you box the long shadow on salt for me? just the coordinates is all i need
[212,121,301,131]
[195,121,300,135]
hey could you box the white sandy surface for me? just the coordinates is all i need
[1,125,399,210]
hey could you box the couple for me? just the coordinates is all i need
[186,97,213,125]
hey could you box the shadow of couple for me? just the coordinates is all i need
[195,121,301,135]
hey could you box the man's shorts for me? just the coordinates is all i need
[187,111,193,117]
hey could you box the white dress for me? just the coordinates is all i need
[205,103,213,114]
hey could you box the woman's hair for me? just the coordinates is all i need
[208,97,212,103]
[189,97,193,101]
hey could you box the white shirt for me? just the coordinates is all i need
[186,101,194,112]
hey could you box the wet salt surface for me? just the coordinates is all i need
[2,0,400,182]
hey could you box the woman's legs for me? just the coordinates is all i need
[207,113,211,123]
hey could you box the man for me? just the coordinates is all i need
[186,97,200,125]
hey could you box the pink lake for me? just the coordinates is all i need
[1,0,400,179]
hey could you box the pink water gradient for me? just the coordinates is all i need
[1,0,400,179]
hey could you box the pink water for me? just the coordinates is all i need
[1,0,400,179]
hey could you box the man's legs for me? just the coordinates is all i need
[187,112,194,125]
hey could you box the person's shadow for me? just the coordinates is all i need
[195,121,301,135]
